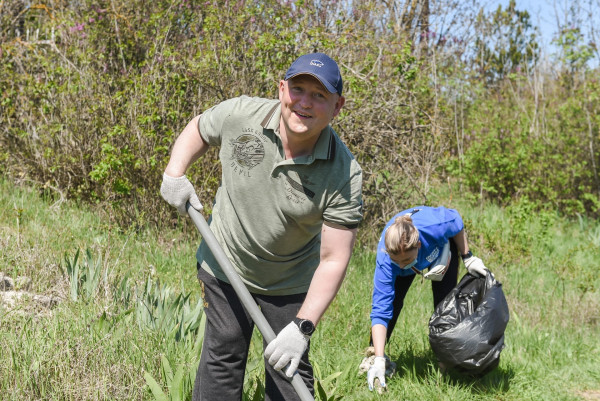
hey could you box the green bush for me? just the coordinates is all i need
[1,0,449,242]
[1,0,598,237]
[447,74,600,217]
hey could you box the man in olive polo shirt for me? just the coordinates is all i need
[160,52,362,401]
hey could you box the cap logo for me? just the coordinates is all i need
[309,60,324,67]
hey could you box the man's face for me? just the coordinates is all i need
[279,75,345,141]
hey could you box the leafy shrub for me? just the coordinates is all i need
[1,0,450,244]
[447,74,600,217]
[1,0,598,242]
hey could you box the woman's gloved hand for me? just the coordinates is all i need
[367,356,387,391]
[463,255,488,277]
[160,173,203,215]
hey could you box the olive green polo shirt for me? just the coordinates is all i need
[196,95,363,295]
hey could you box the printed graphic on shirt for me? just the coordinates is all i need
[426,246,440,263]
[284,174,315,204]
[230,134,265,175]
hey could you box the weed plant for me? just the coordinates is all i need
[1,180,599,400]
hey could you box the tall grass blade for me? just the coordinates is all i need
[82,248,102,301]
[144,372,168,401]
[62,249,81,301]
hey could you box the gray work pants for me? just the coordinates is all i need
[193,266,314,401]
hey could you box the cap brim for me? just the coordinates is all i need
[286,72,338,94]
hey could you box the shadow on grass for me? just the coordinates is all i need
[445,363,515,393]
[390,350,515,394]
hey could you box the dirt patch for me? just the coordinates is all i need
[577,390,600,400]
[0,272,61,317]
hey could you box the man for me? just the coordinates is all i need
[160,52,363,401]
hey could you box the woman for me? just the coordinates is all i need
[366,206,490,391]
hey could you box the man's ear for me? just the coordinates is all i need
[332,95,345,118]
[278,80,286,101]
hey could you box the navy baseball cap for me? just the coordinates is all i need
[285,53,343,96]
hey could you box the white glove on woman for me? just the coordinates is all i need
[160,173,202,215]
[463,255,487,277]
[265,322,309,378]
[367,356,387,391]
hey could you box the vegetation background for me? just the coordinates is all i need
[1,0,599,400]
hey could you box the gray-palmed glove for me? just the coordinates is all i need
[367,356,387,391]
[265,322,309,378]
[463,255,488,277]
[160,173,203,215]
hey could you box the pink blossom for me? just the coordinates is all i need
[70,22,85,32]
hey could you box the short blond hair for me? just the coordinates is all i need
[385,215,420,255]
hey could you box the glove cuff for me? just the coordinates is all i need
[162,172,187,182]
[161,173,190,191]
[460,250,473,260]
[373,356,386,368]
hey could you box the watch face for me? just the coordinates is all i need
[299,319,315,335]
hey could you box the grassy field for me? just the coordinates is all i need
[1,179,599,400]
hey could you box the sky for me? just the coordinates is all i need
[483,0,600,67]
[485,0,559,49]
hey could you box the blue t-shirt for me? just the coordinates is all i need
[370,206,464,328]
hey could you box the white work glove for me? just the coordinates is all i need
[264,322,309,378]
[160,173,202,215]
[367,356,387,391]
[463,255,488,277]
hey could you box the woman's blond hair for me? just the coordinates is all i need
[385,215,420,255]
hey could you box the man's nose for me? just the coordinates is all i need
[298,93,312,108]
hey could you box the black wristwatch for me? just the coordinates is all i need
[461,250,473,260]
[293,317,316,336]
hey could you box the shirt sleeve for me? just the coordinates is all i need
[439,207,464,239]
[198,97,240,146]
[370,245,396,328]
[322,159,363,229]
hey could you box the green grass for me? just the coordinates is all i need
[1,180,599,400]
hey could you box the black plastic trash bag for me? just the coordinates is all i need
[428,271,509,376]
